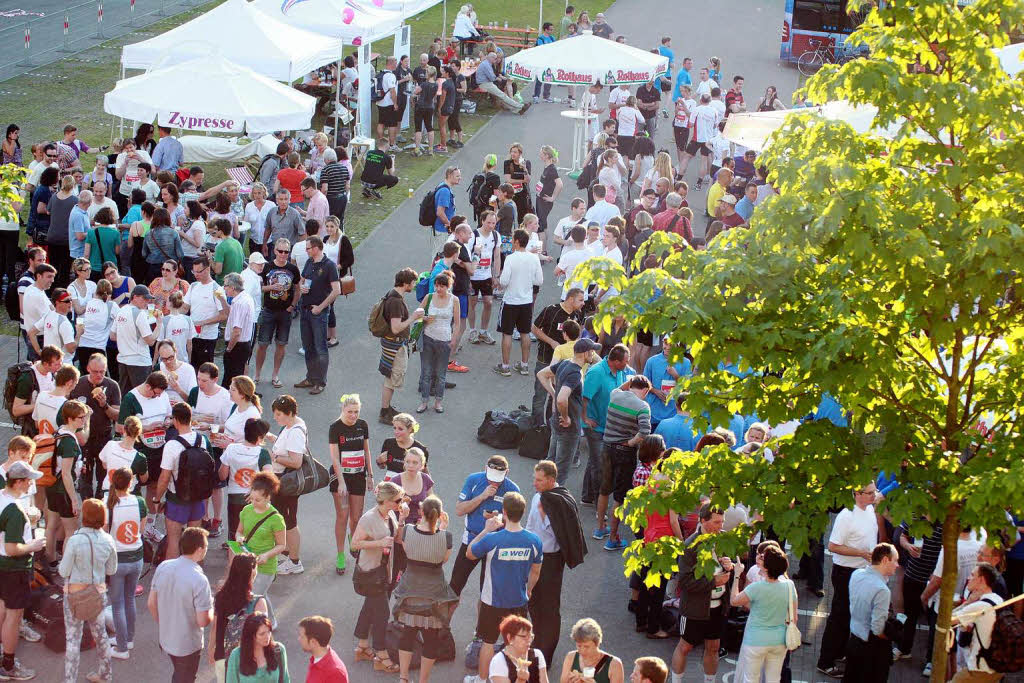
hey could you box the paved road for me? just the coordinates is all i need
[1,0,945,680]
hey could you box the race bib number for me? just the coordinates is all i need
[141,428,166,449]
[340,454,365,474]
[479,257,492,268]
[233,468,256,488]
[535,182,544,194]
[116,520,140,545]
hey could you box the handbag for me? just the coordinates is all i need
[340,275,356,295]
[67,533,105,622]
[785,581,802,650]
[275,425,335,497]
[351,516,395,596]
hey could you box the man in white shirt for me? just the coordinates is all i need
[584,184,621,229]
[183,255,229,368]
[709,86,726,122]
[240,252,265,318]
[950,562,1004,678]
[552,198,587,257]
[154,402,211,560]
[555,225,593,302]
[467,212,502,346]
[222,273,255,388]
[692,94,720,188]
[608,83,631,118]
[816,482,879,677]
[376,56,401,151]
[20,263,56,361]
[86,182,119,224]
[694,67,718,100]
[33,288,81,361]
[494,230,543,377]
[112,285,162,396]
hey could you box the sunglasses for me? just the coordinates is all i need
[162,267,175,272]
[276,249,289,254]
[46,154,58,159]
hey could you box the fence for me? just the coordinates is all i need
[0,0,209,82]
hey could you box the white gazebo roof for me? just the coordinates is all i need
[503,33,668,86]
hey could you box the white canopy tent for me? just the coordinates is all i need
[120,0,342,83]
[104,56,317,134]
[995,42,1024,77]
[503,33,669,86]
[252,0,408,43]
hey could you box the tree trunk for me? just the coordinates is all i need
[931,510,961,681]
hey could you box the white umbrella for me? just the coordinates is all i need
[255,0,406,42]
[503,33,668,86]
[103,56,317,134]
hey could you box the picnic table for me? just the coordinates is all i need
[454,23,539,52]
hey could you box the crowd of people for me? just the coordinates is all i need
[1,7,1022,683]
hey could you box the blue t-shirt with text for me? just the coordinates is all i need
[471,528,543,608]
[458,471,520,543]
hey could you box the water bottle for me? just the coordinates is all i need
[504,20,508,28]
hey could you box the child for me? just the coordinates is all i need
[97,415,148,493]
[219,417,272,543]
[158,291,194,363]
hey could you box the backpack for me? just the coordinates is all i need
[31,430,76,489]
[172,433,216,503]
[222,596,262,658]
[368,291,396,338]
[255,153,278,181]
[467,172,487,215]
[469,172,500,220]
[371,70,388,103]
[4,361,36,429]
[418,183,445,227]
[976,597,1024,673]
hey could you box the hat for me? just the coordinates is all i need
[131,284,155,300]
[248,251,267,265]
[718,194,737,205]
[5,461,43,481]
[574,339,602,354]
[596,12,605,17]
[54,291,72,304]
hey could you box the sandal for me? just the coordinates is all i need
[327,338,340,347]
[373,655,400,673]
[272,377,283,388]
[416,403,428,414]
[434,404,444,413]
[354,645,374,662]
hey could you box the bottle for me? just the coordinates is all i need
[504,20,508,29]
[408,188,414,198]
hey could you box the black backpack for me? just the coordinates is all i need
[976,597,1024,673]
[172,434,216,503]
[3,254,26,322]
[4,362,36,433]
[472,172,501,219]
[418,183,445,227]
[371,71,388,103]
[467,173,486,216]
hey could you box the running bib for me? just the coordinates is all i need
[340,454,365,474]
[141,428,166,449]
[534,182,543,194]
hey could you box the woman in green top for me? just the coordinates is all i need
[558,618,624,683]
[235,472,286,596]
[85,207,121,279]
[729,544,795,683]
[225,613,289,683]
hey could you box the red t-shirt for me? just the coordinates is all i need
[276,168,307,204]
[725,89,744,118]
[721,211,746,228]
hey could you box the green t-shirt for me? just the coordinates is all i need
[50,432,81,496]
[214,238,245,284]
[238,504,286,575]
[0,497,31,571]
[86,226,122,272]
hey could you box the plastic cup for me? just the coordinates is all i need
[211,425,220,435]
[583,667,596,678]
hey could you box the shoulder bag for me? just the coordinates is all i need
[352,515,395,597]
[67,532,106,621]
[785,580,802,650]
[275,424,335,497]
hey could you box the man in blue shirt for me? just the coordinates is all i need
[842,543,897,682]
[476,52,531,115]
[642,338,691,428]
[465,491,542,683]
[658,37,675,94]
[581,344,631,505]
[734,183,758,224]
[151,127,184,173]
[450,455,521,599]
[532,23,556,103]
[68,192,91,259]
[673,56,693,101]
[655,395,700,452]
[433,166,461,234]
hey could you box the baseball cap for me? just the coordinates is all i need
[5,461,43,481]
[54,291,72,304]
[596,12,605,17]
[719,194,737,205]
[574,339,602,354]
[248,251,267,265]
[131,284,155,300]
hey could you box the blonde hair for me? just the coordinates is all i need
[231,376,262,414]
[250,182,268,198]
[508,142,524,156]
[483,154,497,170]
[60,175,77,192]
[392,412,419,434]
[340,393,361,409]
[420,495,442,531]
[404,447,425,467]
[652,152,674,184]
[375,480,404,504]
[312,132,329,146]
[123,415,142,440]
[520,213,539,230]
[539,145,556,162]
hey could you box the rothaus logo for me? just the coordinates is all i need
[497,547,533,561]
[166,112,236,130]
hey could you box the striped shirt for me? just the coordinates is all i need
[320,162,350,198]
[603,388,652,445]
[901,521,943,584]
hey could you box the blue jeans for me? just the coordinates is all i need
[417,333,450,401]
[109,558,143,651]
[300,307,329,386]
[533,79,552,99]
[547,426,581,486]
[581,427,604,503]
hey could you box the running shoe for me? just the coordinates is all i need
[17,621,40,643]
[478,331,497,345]
[467,329,480,344]
[493,364,512,377]
[592,527,610,540]
[447,360,469,373]
[603,538,629,551]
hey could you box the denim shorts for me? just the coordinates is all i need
[165,498,207,525]
[258,308,292,346]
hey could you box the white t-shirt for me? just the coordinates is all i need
[97,440,141,493]
[557,246,593,301]
[158,313,196,363]
[68,279,96,313]
[180,220,206,259]
[240,269,263,315]
[929,532,986,609]
[488,650,547,679]
[291,240,310,275]
[616,106,645,137]
[223,403,261,443]
[828,505,878,569]
[553,216,582,248]
[184,280,226,341]
[272,418,308,474]
[192,386,232,427]
[86,198,120,222]
[603,245,623,266]
[498,250,543,305]
[694,104,719,143]
[221,443,269,495]
[34,310,76,361]
[608,87,630,110]
[709,134,731,167]
[159,361,197,405]
[127,388,172,451]
[138,179,161,202]
[21,285,52,333]
[468,229,498,282]
[710,98,726,122]
[584,200,620,229]
[379,71,398,107]
[31,391,66,431]
[114,304,156,367]
[695,78,718,99]
[115,150,154,196]
[243,202,273,246]
[160,430,208,496]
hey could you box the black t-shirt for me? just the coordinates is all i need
[300,256,339,308]
[428,55,443,76]
[416,81,439,111]
[539,164,559,200]
[261,261,300,312]
[327,418,370,474]
[504,159,527,186]
[533,303,584,364]
[592,22,614,39]
[455,74,467,102]
[394,65,411,105]
[451,243,472,296]
[440,78,457,113]
[382,289,410,340]
[69,377,121,448]
[637,84,661,107]
[551,360,584,432]
[361,150,394,184]
[380,437,430,473]
[496,202,517,237]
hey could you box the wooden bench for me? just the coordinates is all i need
[452,23,539,53]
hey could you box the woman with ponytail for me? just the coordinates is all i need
[106,466,149,659]
[535,146,562,252]
[392,494,458,682]
[214,376,263,452]
[98,415,149,493]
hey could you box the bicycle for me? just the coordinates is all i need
[796,38,861,76]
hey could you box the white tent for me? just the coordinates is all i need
[503,33,669,86]
[995,42,1024,77]
[253,0,407,42]
[120,0,342,83]
[103,56,317,134]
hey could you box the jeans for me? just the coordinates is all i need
[354,592,390,650]
[897,576,927,653]
[23,331,41,361]
[817,564,856,668]
[532,79,552,99]
[531,360,550,426]
[253,572,274,596]
[168,649,202,683]
[109,558,143,651]
[300,307,329,386]
[417,333,450,400]
[580,427,604,503]
[547,426,581,486]
[63,593,112,682]
[327,195,348,229]
[737,643,787,683]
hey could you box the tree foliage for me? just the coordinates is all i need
[577,0,1024,677]
[0,164,26,224]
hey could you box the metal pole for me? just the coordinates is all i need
[129,0,135,26]
[96,0,104,39]
[539,0,543,37]
[19,21,31,66]
[442,0,446,41]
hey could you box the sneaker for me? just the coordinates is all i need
[298,347,305,355]
[110,648,130,660]
[309,384,325,395]
[433,145,448,154]
[445,381,457,389]
[370,188,383,199]
[464,675,485,683]
[478,331,497,345]
[276,556,296,574]
[17,621,41,643]
[412,147,424,157]
[529,332,537,341]
[279,558,304,575]
[362,186,375,199]
[603,537,629,551]
[447,360,469,373]
[816,665,844,679]
[208,519,222,538]
[336,553,346,575]
[451,141,464,148]
[467,329,480,344]
[512,329,521,341]
[388,145,402,153]
[518,102,532,116]
[294,378,314,388]
[493,364,512,377]
[572,454,582,468]
[515,362,530,376]
[0,661,36,680]
[892,647,910,661]
[544,97,555,103]
[592,526,610,540]
[921,663,932,678]
[694,178,704,191]
[580,498,595,506]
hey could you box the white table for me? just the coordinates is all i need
[559,110,597,177]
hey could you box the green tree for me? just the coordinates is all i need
[0,164,27,224]
[578,0,1024,678]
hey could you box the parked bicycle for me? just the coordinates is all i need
[797,38,865,76]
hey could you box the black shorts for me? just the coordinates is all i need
[378,104,400,127]
[145,448,162,482]
[470,279,493,297]
[699,142,712,157]
[497,302,533,335]
[685,138,703,156]
[0,570,32,610]
[440,106,455,118]
[673,126,690,151]
[414,108,434,133]
[258,308,292,346]
[271,492,299,529]
[599,443,637,502]
[332,472,367,496]
[46,486,76,519]
[681,604,726,645]
[476,603,528,644]
[448,108,463,132]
